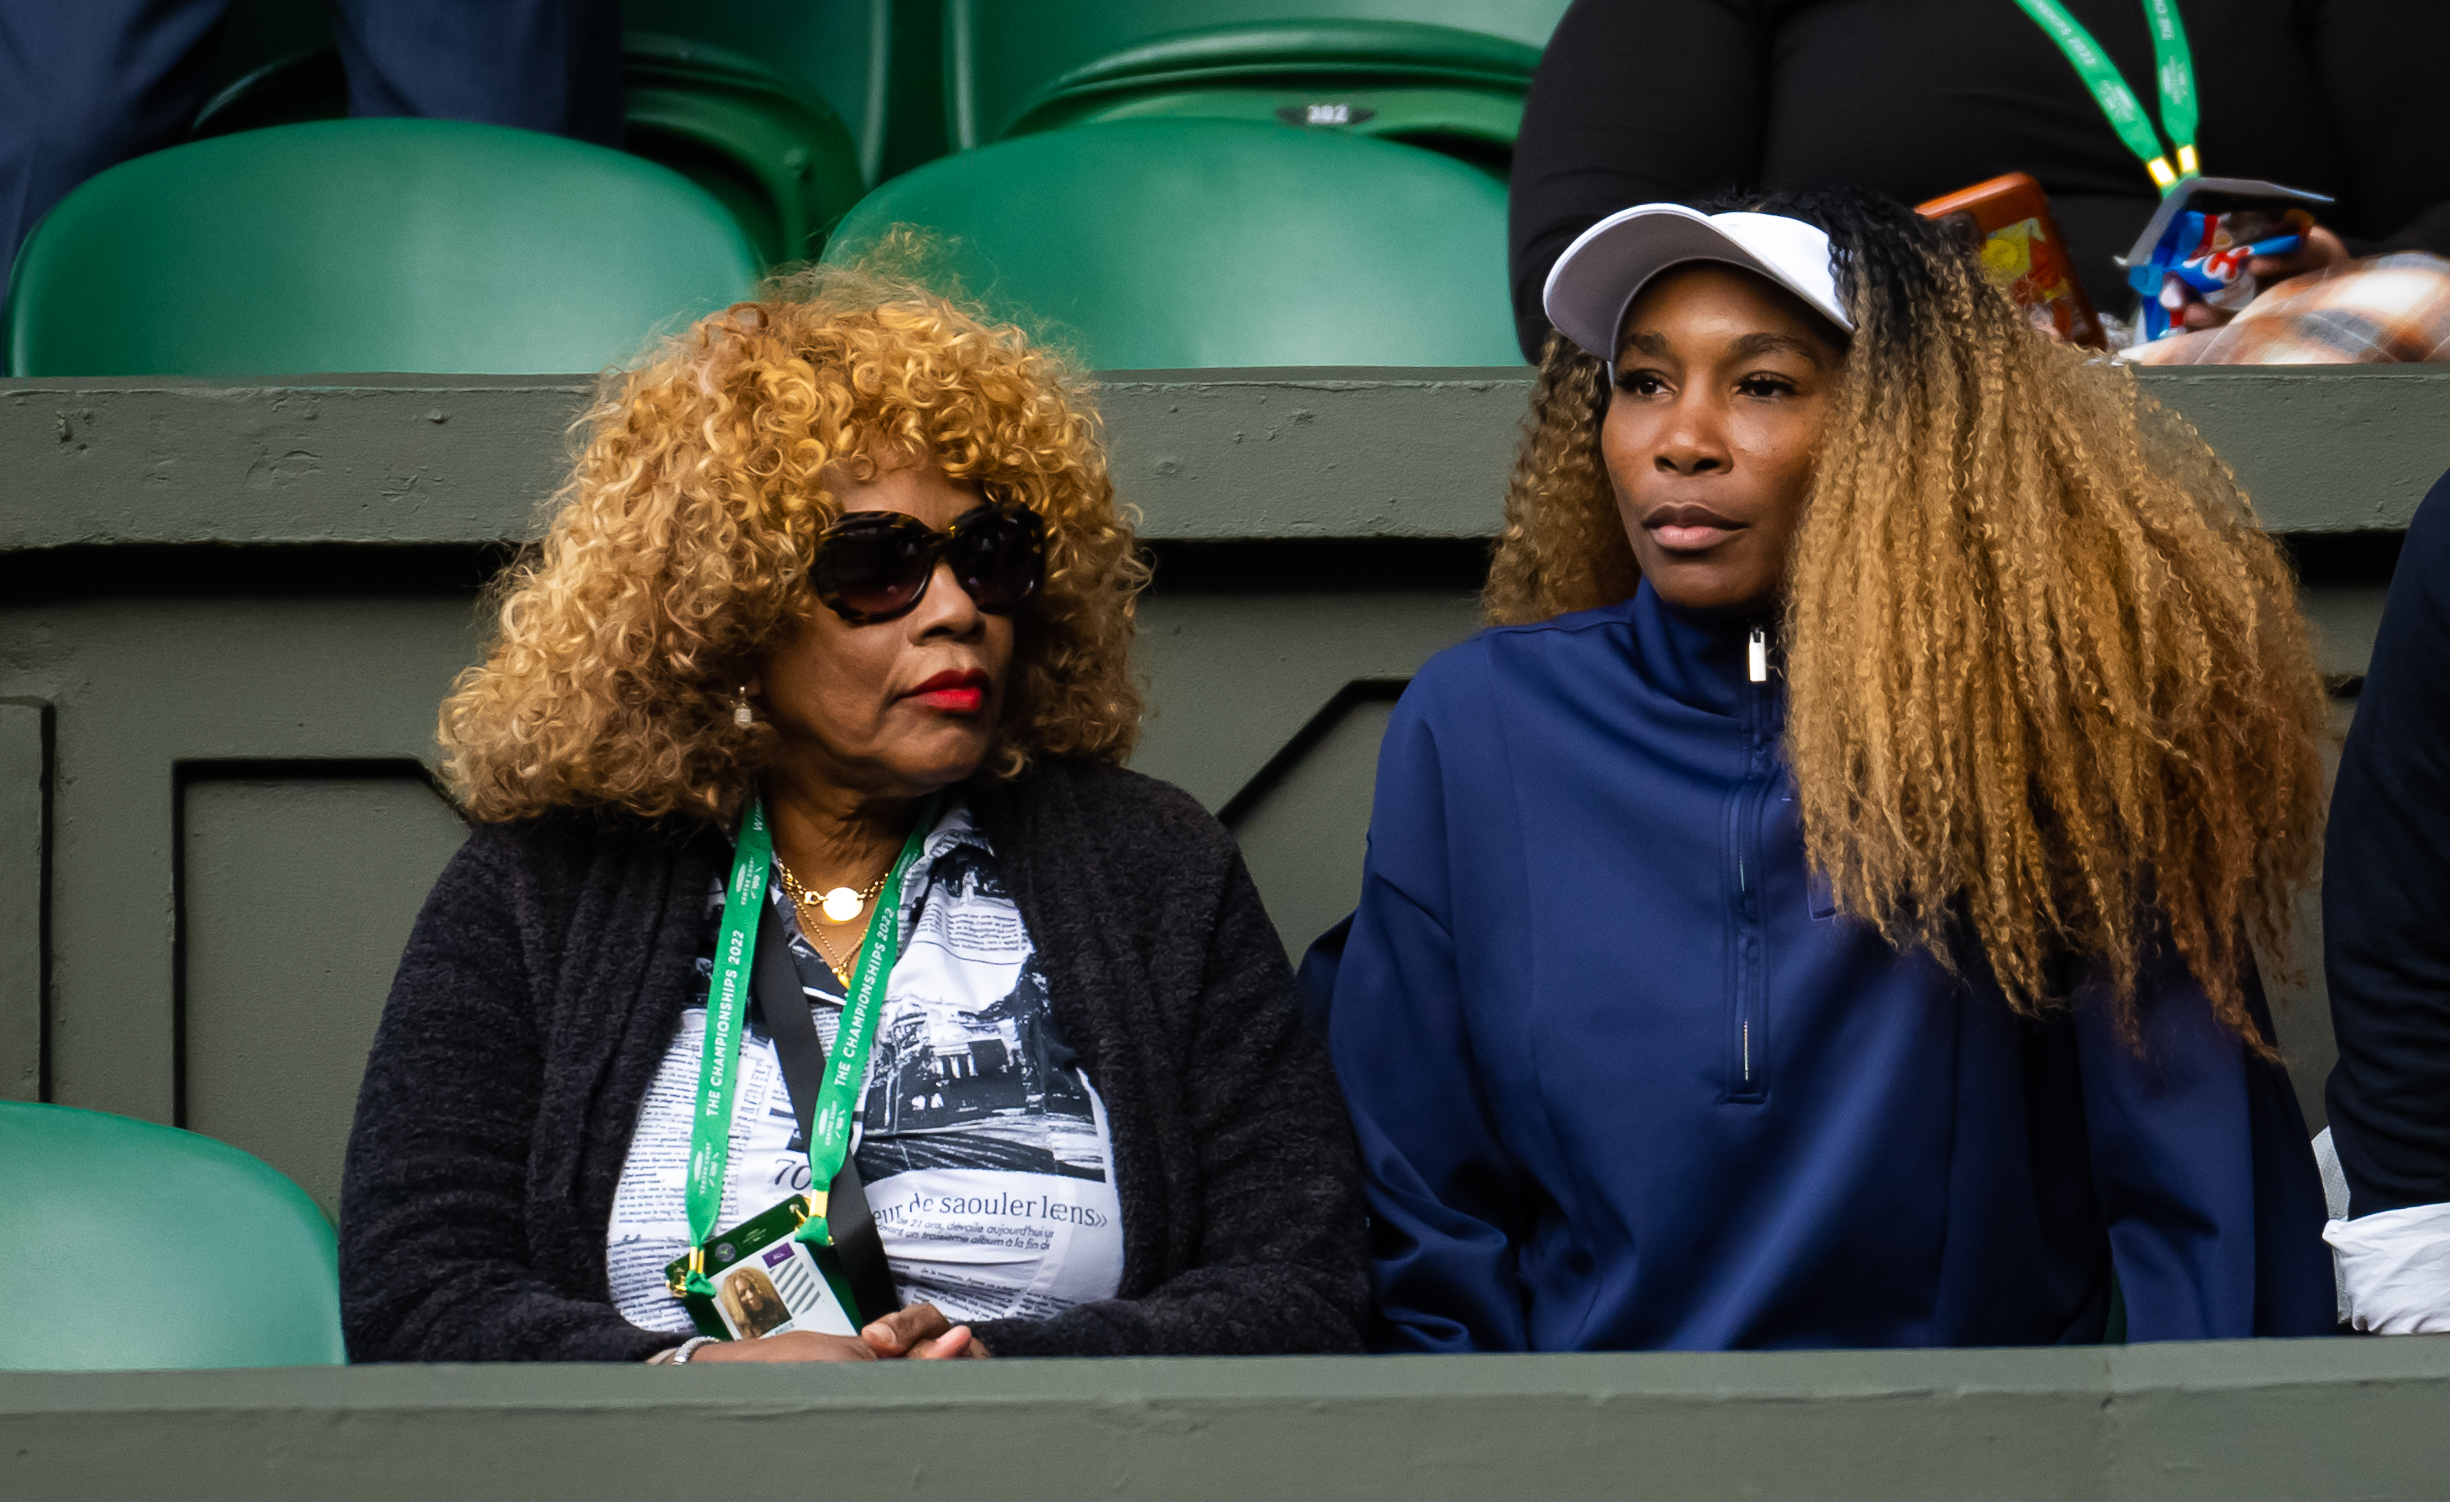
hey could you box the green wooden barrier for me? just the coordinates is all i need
[7,1342,2450,1500]
[1,367,2443,1221]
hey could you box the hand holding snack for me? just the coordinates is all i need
[2172,220,2352,330]
[2110,178,2335,345]
[2246,221,2352,282]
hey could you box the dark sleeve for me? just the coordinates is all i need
[1508,0,1766,357]
[339,827,672,1363]
[2306,0,2450,256]
[2326,470,2450,1217]
[976,797,1370,1357]
[2073,958,2334,1339]
[1322,676,1532,1352]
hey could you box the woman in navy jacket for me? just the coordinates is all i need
[1313,188,2338,1350]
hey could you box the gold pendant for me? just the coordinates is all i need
[818,887,864,923]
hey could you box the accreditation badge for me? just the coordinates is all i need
[664,1196,863,1341]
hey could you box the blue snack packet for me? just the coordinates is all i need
[2133,207,2313,341]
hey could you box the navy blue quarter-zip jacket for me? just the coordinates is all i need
[1312,583,2334,1350]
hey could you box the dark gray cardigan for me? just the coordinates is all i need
[339,761,1369,1361]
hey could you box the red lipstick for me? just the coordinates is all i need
[905,668,991,714]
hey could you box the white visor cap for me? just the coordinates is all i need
[1541,204,1854,360]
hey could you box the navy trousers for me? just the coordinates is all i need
[0,0,621,268]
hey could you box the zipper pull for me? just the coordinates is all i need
[1748,626,1768,683]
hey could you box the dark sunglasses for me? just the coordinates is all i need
[809,504,1046,624]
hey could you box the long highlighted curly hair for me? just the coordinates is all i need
[1487,188,2327,1045]
[442,264,1146,825]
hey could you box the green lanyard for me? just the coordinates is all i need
[2013,0,2200,193]
[676,792,936,1297]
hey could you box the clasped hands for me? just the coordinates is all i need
[681,1301,990,1363]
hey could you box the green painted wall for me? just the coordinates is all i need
[0,370,2441,1494]
[5,369,2426,1164]
[8,368,2450,550]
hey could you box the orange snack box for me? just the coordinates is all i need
[1916,172,2106,347]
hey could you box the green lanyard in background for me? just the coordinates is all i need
[2013,0,2200,193]
[675,792,936,1297]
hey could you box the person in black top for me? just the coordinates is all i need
[2322,466,2450,1333]
[340,268,1368,1364]
[1508,0,2450,359]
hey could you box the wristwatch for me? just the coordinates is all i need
[664,1336,719,1365]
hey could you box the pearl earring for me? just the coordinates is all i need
[733,686,755,728]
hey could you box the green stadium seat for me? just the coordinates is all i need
[191,34,865,266]
[625,33,869,265]
[4,119,762,377]
[207,0,897,187]
[946,0,1571,168]
[624,0,894,187]
[821,117,1521,369]
[995,20,1538,175]
[0,1102,345,1370]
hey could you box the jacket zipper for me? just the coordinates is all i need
[1725,623,1773,1103]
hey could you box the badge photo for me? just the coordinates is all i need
[665,1195,863,1341]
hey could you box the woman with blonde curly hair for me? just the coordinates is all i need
[341,269,1366,1364]
[1312,188,2336,1350]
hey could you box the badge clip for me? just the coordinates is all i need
[790,1192,835,1247]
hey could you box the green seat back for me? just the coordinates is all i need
[625,0,893,186]
[822,118,1520,369]
[5,119,762,376]
[206,0,895,187]
[625,33,870,264]
[1005,19,1540,174]
[0,1102,344,1370]
[948,0,1572,147]
[192,39,864,268]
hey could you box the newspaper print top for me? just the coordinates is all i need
[608,802,1125,1333]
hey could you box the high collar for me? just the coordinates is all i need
[1624,579,1776,719]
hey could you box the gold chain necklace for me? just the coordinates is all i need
[772,855,888,986]
[772,855,888,926]
[803,925,858,988]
